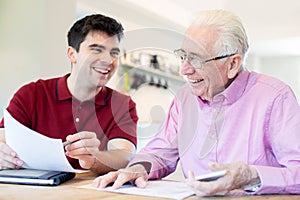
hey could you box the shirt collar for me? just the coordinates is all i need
[56,74,108,106]
[217,69,250,105]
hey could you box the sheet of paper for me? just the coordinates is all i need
[79,180,195,200]
[4,110,86,173]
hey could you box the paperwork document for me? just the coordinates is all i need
[4,110,85,173]
[79,180,195,200]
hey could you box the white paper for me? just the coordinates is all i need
[79,180,195,200]
[4,109,86,173]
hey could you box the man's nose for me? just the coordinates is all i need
[181,59,195,75]
[99,52,114,65]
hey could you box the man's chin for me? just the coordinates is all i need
[191,89,203,97]
[195,92,211,102]
[96,82,106,88]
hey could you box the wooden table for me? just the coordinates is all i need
[0,172,299,200]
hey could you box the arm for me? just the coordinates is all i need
[66,93,138,173]
[92,129,180,189]
[128,99,180,179]
[253,87,300,194]
[93,99,181,188]
[90,138,136,174]
[65,132,136,174]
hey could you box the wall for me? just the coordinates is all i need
[254,56,300,101]
[0,0,76,118]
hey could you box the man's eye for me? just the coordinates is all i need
[110,51,120,58]
[176,52,186,61]
[180,55,186,60]
[91,48,103,53]
[189,54,199,62]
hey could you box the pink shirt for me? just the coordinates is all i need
[130,69,300,194]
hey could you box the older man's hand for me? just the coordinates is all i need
[187,162,261,196]
[93,164,149,189]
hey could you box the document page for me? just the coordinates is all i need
[79,180,195,200]
[4,110,85,173]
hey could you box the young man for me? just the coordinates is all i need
[0,14,138,174]
[93,10,300,195]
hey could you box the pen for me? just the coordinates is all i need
[194,170,227,182]
[63,140,73,147]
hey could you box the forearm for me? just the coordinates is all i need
[91,149,134,175]
[129,152,177,179]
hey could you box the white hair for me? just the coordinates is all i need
[193,10,249,66]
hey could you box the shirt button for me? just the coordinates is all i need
[75,117,80,123]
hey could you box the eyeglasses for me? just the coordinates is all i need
[173,49,236,69]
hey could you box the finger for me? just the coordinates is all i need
[186,170,197,188]
[79,156,95,169]
[65,146,96,157]
[208,162,227,171]
[0,159,13,170]
[65,133,100,152]
[65,153,93,167]
[93,171,118,188]
[65,134,79,143]
[93,177,108,189]
[0,144,23,169]
[187,170,195,182]
[134,176,147,188]
[66,131,96,142]
[65,149,87,159]
[70,139,99,150]
[187,172,227,196]
[64,140,86,152]
[92,177,101,188]
[189,181,223,196]
[65,132,85,145]
[0,143,17,156]
[65,136,100,152]
[186,169,232,196]
[0,154,23,169]
[112,171,135,189]
[214,190,228,196]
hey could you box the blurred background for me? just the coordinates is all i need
[1,0,300,120]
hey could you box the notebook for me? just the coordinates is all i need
[0,168,76,186]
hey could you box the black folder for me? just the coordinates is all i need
[0,168,76,186]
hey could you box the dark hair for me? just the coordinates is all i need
[67,14,124,52]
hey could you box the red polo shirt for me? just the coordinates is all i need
[0,74,138,169]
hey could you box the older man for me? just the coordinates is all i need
[93,10,300,195]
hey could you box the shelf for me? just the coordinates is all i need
[121,64,185,83]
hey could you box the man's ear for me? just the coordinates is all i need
[227,54,242,79]
[67,46,77,64]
